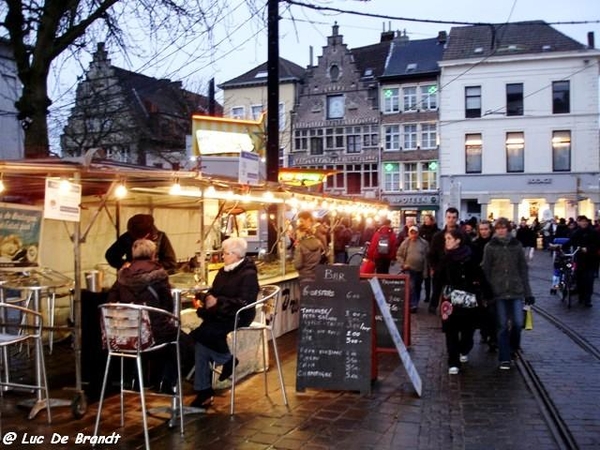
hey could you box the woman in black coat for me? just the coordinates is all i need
[190,237,259,408]
[434,228,484,375]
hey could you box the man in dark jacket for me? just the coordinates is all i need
[190,237,259,407]
[419,214,439,303]
[105,214,177,274]
[482,217,534,370]
[569,215,599,307]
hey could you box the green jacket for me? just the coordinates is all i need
[481,236,532,300]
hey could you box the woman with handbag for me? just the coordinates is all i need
[435,228,484,375]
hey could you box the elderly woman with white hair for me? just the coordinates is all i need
[190,237,259,408]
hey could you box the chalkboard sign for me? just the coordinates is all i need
[360,274,409,348]
[296,265,372,394]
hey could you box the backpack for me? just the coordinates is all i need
[377,232,391,256]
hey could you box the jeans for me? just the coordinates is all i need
[443,312,476,368]
[407,270,424,308]
[193,342,232,391]
[495,298,524,363]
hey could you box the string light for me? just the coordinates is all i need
[115,181,127,198]
[59,178,71,194]
[169,178,181,195]
[0,174,4,194]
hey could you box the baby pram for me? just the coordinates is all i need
[548,238,578,303]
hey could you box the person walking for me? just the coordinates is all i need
[419,214,439,303]
[333,219,352,264]
[471,220,496,352]
[435,228,484,375]
[516,218,537,262]
[569,215,599,307]
[294,211,326,282]
[481,217,535,370]
[367,219,397,274]
[427,207,464,314]
[396,225,429,313]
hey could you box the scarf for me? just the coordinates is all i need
[445,244,471,262]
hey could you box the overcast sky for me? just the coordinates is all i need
[48,0,600,151]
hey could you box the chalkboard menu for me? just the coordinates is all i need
[360,274,409,348]
[296,265,372,394]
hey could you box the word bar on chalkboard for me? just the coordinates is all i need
[369,277,422,397]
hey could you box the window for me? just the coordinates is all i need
[403,124,417,150]
[383,88,400,113]
[403,163,418,190]
[403,86,417,111]
[465,86,481,118]
[347,135,361,154]
[364,163,378,188]
[421,123,437,149]
[251,104,263,120]
[231,106,244,119]
[506,132,524,172]
[421,85,438,110]
[329,64,340,82]
[384,125,400,151]
[310,136,323,155]
[383,162,401,192]
[279,102,285,129]
[552,130,571,171]
[506,83,523,116]
[465,133,482,173]
[294,130,308,151]
[553,81,570,114]
[421,161,438,190]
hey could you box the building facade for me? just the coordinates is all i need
[0,38,23,160]
[218,57,305,169]
[378,32,446,223]
[61,43,220,169]
[439,22,600,223]
[290,24,393,199]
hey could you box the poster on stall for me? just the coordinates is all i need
[43,178,82,222]
[239,150,260,186]
[0,203,43,268]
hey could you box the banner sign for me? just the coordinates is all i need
[0,203,42,268]
[44,178,82,222]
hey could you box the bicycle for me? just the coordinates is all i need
[549,245,579,308]
[347,241,370,266]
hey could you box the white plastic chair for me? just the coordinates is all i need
[0,303,51,423]
[230,284,288,415]
[93,303,184,450]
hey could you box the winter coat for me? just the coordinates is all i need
[481,236,532,300]
[107,259,176,343]
[191,257,259,353]
[516,225,537,248]
[105,230,177,274]
[569,225,600,270]
[396,237,429,276]
[428,227,468,272]
[419,223,440,243]
[294,233,325,282]
[367,225,397,261]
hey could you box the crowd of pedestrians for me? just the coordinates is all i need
[361,208,599,375]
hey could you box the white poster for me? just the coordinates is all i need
[239,150,260,186]
[43,178,82,222]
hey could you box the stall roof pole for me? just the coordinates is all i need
[266,0,279,183]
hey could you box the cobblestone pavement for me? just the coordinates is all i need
[1,249,598,449]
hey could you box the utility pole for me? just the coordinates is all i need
[266,0,280,257]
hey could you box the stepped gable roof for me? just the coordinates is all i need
[443,21,587,60]
[112,67,220,117]
[351,40,393,79]
[219,57,305,89]
[382,37,444,78]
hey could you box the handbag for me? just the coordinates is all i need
[443,286,478,308]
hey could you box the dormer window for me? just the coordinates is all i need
[363,68,373,78]
[329,64,340,82]
[254,71,268,78]
[406,63,417,72]
[474,47,483,54]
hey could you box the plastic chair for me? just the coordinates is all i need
[230,284,288,415]
[93,303,184,450]
[0,303,51,423]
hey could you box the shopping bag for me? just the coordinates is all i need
[359,258,375,274]
[524,306,533,330]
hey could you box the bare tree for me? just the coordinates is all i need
[0,0,228,158]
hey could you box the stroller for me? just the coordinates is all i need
[549,238,579,306]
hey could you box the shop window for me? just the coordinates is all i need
[506,83,523,116]
[552,130,571,171]
[465,133,482,173]
[552,81,570,114]
[465,86,481,118]
[506,132,524,172]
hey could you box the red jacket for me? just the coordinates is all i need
[367,225,397,261]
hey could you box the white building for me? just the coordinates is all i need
[0,38,23,160]
[439,21,600,223]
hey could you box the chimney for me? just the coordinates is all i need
[437,31,448,44]
[396,29,409,46]
[309,46,314,67]
[588,32,595,49]
[380,21,395,42]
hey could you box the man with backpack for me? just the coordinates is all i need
[367,219,397,274]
